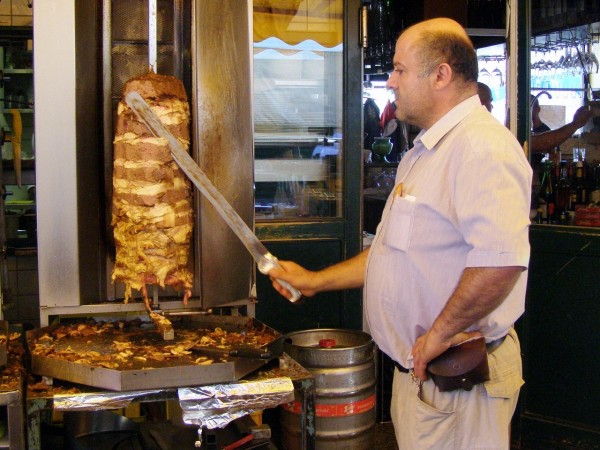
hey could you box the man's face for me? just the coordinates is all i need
[385,31,432,127]
[530,100,541,128]
[531,101,540,118]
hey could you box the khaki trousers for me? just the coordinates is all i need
[390,328,523,450]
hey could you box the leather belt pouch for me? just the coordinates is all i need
[426,337,490,392]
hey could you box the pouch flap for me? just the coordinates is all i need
[427,337,487,377]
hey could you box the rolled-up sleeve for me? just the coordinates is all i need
[456,134,532,269]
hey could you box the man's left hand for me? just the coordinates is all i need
[572,105,595,128]
[411,330,483,382]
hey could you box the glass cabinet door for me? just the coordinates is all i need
[252,0,363,333]
[253,0,344,221]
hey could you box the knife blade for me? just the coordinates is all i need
[124,91,301,302]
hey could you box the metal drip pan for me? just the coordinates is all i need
[26,315,282,391]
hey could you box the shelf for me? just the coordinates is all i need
[4,200,35,210]
[0,108,33,113]
[2,69,32,74]
[365,162,399,168]
[255,159,328,182]
[530,87,585,92]
[532,14,600,36]
[1,159,34,170]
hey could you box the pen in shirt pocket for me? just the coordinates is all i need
[392,182,404,205]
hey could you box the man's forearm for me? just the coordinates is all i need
[430,266,522,341]
[315,248,369,292]
[530,122,579,153]
[530,103,594,154]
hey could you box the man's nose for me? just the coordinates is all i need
[385,73,396,90]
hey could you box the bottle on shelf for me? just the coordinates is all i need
[539,161,555,223]
[571,161,586,208]
[555,164,571,216]
[589,164,600,205]
[569,162,578,210]
[15,90,26,110]
[3,91,13,109]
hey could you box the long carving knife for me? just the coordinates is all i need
[125,91,302,302]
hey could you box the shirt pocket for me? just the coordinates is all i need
[383,194,416,252]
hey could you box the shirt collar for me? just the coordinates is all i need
[414,95,482,151]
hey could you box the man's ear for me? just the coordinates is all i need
[432,63,453,89]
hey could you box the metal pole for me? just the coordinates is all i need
[149,0,157,72]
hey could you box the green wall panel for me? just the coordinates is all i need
[255,239,362,334]
[520,225,600,436]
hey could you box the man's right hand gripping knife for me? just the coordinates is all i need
[257,253,302,303]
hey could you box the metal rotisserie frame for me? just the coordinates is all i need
[37,1,255,325]
[27,315,283,391]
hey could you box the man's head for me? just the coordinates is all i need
[386,18,478,129]
[530,94,542,128]
[530,95,540,116]
[477,82,493,112]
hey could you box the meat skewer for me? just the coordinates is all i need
[111,72,194,338]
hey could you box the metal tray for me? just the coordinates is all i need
[26,315,282,392]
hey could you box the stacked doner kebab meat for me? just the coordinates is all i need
[111,72,194,310]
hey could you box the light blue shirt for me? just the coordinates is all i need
[364,96,533,368]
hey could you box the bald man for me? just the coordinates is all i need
[269,18,531,449]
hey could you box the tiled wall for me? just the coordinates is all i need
[2,251,39,327]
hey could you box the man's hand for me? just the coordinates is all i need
[572,105,594,128]
[410,266,521,381]
[267,249,369,301]
[530,106,594,153]
[411,329,482,382]
[269,260,319,299]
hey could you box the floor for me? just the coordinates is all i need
[375,421,600,450]
[374,422,398,450]
[40,417,600,449]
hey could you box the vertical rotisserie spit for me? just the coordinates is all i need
[111,72,193,308]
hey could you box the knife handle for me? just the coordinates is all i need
[257,253,302,303]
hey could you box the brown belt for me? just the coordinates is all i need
[392,335,506,374]
[393,361,409,373]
